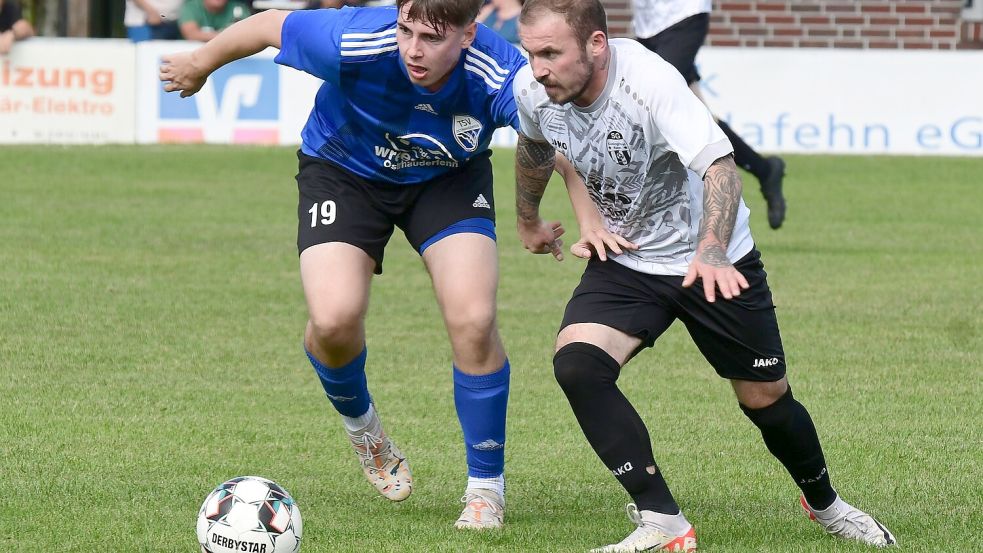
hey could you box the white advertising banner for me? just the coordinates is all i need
[4,39,979,155]
[695,48,983,156]
[135,41,321,145]
[0,39,135,144]
[134,40,518,148]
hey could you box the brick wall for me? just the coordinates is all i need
[603,0,983,49]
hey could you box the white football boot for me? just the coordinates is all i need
[348,428,413,501]
[801,495,897,547]
[454,488,505,530]
[590,504,697,553]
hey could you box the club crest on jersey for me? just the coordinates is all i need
[606,130,632,166]
[453,114,483,152]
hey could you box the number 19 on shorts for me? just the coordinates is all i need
[309,201,337,227]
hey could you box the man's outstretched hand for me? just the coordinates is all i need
[570,226,638,261]
[159,51,210,98]
[682,247,749,303]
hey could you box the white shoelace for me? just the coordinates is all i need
[352,431,390,471]
[826,508,881,539]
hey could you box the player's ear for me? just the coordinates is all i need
[461,21,477,49]
[588,30,606,58]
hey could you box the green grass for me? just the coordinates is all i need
[0,146,980,552]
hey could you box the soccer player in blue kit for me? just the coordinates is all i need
[160,0,546,528]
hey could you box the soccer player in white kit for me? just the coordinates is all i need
[512,0,896,550]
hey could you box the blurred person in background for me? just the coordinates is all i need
[477,0,521,45]
[633,0,787,229]
[124,0,182,42]
[0,0,34,54]
[180,0,251,41]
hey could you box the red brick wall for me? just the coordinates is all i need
[603,0,983,49]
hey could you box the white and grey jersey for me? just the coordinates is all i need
[632,0,712,39]
[514,39,754,276]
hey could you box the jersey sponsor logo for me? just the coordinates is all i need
[472,439,504,451]
[472,194,491,209]
[606,130,632,165]
[753,357,780,368]
[594,187,634,222]
[158,58,279,144]
[453,114,483,152]
[549,137,568,150]
[373,132,459,170]
[611,461,633,476]
[414,103,438,114]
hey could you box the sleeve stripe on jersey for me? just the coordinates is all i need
[341,36,397,48]
[466,47,509,76]
[340,28,396,56]
[465,64,502,90]
[341,44,398,57]
[464,54,506,84]
[341,28,397,40]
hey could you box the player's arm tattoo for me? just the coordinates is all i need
[696,154,742,267]
[515,133,556,223]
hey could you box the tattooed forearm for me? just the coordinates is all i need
[515,134,556,223]
[696,154,742,266]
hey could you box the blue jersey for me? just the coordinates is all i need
[275,6,527,185]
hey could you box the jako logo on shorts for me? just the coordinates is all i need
[158,58,279,144]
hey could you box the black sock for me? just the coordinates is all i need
[740,387,837,510]
[718,120,771,181]
[554,343,679,514]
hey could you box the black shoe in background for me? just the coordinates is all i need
[759,157,787,230]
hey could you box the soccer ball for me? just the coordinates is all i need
[196,476,303,553]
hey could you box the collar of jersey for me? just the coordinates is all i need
[572,43,619,114]
[396,52,465,100]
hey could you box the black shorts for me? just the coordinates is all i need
[637,13,709,85]
[560,248,786,382]
[295,151,496,274]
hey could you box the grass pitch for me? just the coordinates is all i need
[0,146,980,552]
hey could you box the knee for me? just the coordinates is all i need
[734,377,789,410]
[740,384,795,427]
[306,311,362,349]
[553,342,620,396]
[445,304,497,346]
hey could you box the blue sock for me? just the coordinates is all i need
[306,346,371,418]
[454,359,510,478]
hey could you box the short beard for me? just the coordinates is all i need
[547,53,594,105]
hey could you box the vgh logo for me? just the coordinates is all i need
[158,58,279,144]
